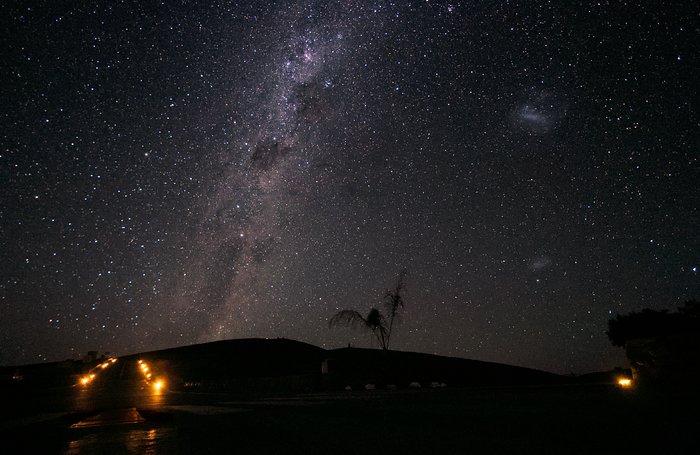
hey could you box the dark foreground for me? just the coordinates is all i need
[1,383,695,454]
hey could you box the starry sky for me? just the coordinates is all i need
[1,1,697,373]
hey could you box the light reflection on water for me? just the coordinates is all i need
[126,428,159,454]
[72,379,171,411]
[64,427,173,454]
[148,388,166,407]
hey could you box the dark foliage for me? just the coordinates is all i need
[329,308,388,349]
[607,300,700,347]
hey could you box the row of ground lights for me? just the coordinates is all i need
[137,359,165,392]
[79,358,118,386]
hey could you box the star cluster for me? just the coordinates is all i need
[1,1,697,373]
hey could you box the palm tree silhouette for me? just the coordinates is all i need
[329,270,407,350]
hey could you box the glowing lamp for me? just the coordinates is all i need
[617,378,632,388]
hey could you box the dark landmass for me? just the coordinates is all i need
[2,337,577,393]
[1,338,696,454]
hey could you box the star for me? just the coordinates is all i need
[0,0,696,375]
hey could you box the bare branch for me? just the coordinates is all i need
[384,269,408,349]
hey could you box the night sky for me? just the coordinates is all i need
[2,1,697,373]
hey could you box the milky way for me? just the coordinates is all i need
[2,1,697,373]
[171,10,350,341]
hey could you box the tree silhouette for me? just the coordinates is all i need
[329,270,408,350]
[607,300,700,386]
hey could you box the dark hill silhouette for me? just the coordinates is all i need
[326,347,563,388]
[124,338,564,391]
[120,338,328,394]
[130,338,325,380]
[3,338,567,391]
